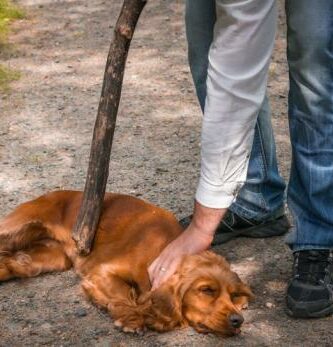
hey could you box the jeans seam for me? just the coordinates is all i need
[230,115,273,218]
[256,120,268,180]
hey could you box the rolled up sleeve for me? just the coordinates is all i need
[195,0,277,208]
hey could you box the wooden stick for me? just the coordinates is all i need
[72,0,147,255]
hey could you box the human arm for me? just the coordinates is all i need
[149,0,278,288]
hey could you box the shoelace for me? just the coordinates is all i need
[294,250,333,285]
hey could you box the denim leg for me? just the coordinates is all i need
[285,0,333,251]
[185,0,286,221]
[185,0,215,110]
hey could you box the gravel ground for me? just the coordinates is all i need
[1,0,332,346]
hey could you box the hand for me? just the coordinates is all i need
[148,201,227,290]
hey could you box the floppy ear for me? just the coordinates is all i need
[143,274,187,332]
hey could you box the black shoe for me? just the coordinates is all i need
[286,250,333,318]
[179,210,290,246]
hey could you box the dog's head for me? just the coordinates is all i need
[145,251,253,335]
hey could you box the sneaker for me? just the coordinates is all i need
[286,250,333,318]
[179,210,290,246]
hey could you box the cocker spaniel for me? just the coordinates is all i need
[0,190,253,336]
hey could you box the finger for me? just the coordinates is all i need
[153,264,175,290]
[148,252,166,283]
[148,259,157,284]
[152,258,178,290]
[149,248,172,286]
[149,253,166,280]
[149,257,165,288]
[151,258,171,290]
[151,260,169,290]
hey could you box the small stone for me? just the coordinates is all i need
[75,307,87,317]
[187,328,197,336]
[41,323,52,330]
[265,302,274,309]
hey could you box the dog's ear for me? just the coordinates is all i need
[144,274,187,332]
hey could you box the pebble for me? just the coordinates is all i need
[265,302,274,309]
[75,308,87,317]
[187,328,197,336]
[41,323,52,330]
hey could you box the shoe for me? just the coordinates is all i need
[179,210,290,246]
[286,250,333,318]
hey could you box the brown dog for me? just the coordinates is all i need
[0,190,253,335]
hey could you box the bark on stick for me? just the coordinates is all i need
[72,0,147,255]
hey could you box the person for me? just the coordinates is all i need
[148,0,333,318]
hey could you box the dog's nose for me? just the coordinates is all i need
[228,313,244,328]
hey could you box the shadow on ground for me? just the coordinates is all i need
[0,0,331,346]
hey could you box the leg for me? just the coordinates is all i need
[286,0,333,250]
[0,192,63,252]
[285,0,333,318]
[0,239,71,282]
[185,0,216,110]
[81,271,144,333]
[185,0,286,222]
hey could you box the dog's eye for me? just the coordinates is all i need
[199,286,216,296]
[230,292,241,301]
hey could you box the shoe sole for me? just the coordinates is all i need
[212,215,290,246]
[286,296,333,318]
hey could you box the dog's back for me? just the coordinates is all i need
[0,190,182,289]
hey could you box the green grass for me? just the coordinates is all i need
[0,64,20,90]
[0,0,24,90]
[0,0,24,43]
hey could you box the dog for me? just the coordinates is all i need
[0,190,253,336]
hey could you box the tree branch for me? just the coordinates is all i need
[72,0,147,255]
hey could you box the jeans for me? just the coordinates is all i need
[186,0,333,250]
[285,0,333,250]
[185,0,286,222]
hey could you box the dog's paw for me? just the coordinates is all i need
[114,318,146,335]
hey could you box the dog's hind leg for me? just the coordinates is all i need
[0,239,72,282]
[0,194,66,252]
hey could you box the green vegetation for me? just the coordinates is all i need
[0,0,24,90]
[0,64,20,90]
[0,0,24,43]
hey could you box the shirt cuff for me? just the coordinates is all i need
[195,179,241,209]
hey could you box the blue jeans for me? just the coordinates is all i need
[186,0,333,250]
[185,0,286,222]
[285,0,333,250]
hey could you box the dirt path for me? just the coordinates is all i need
[0,0,332,346]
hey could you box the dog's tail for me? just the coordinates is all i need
[0,191,78,252]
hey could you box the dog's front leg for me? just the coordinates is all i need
[81,271,145,334]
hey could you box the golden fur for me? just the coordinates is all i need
[0,190,253,335]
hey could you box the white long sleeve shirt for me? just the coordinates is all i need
[195,0,277,208]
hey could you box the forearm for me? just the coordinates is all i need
[190,200,227,237]
[196,0,277,209]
